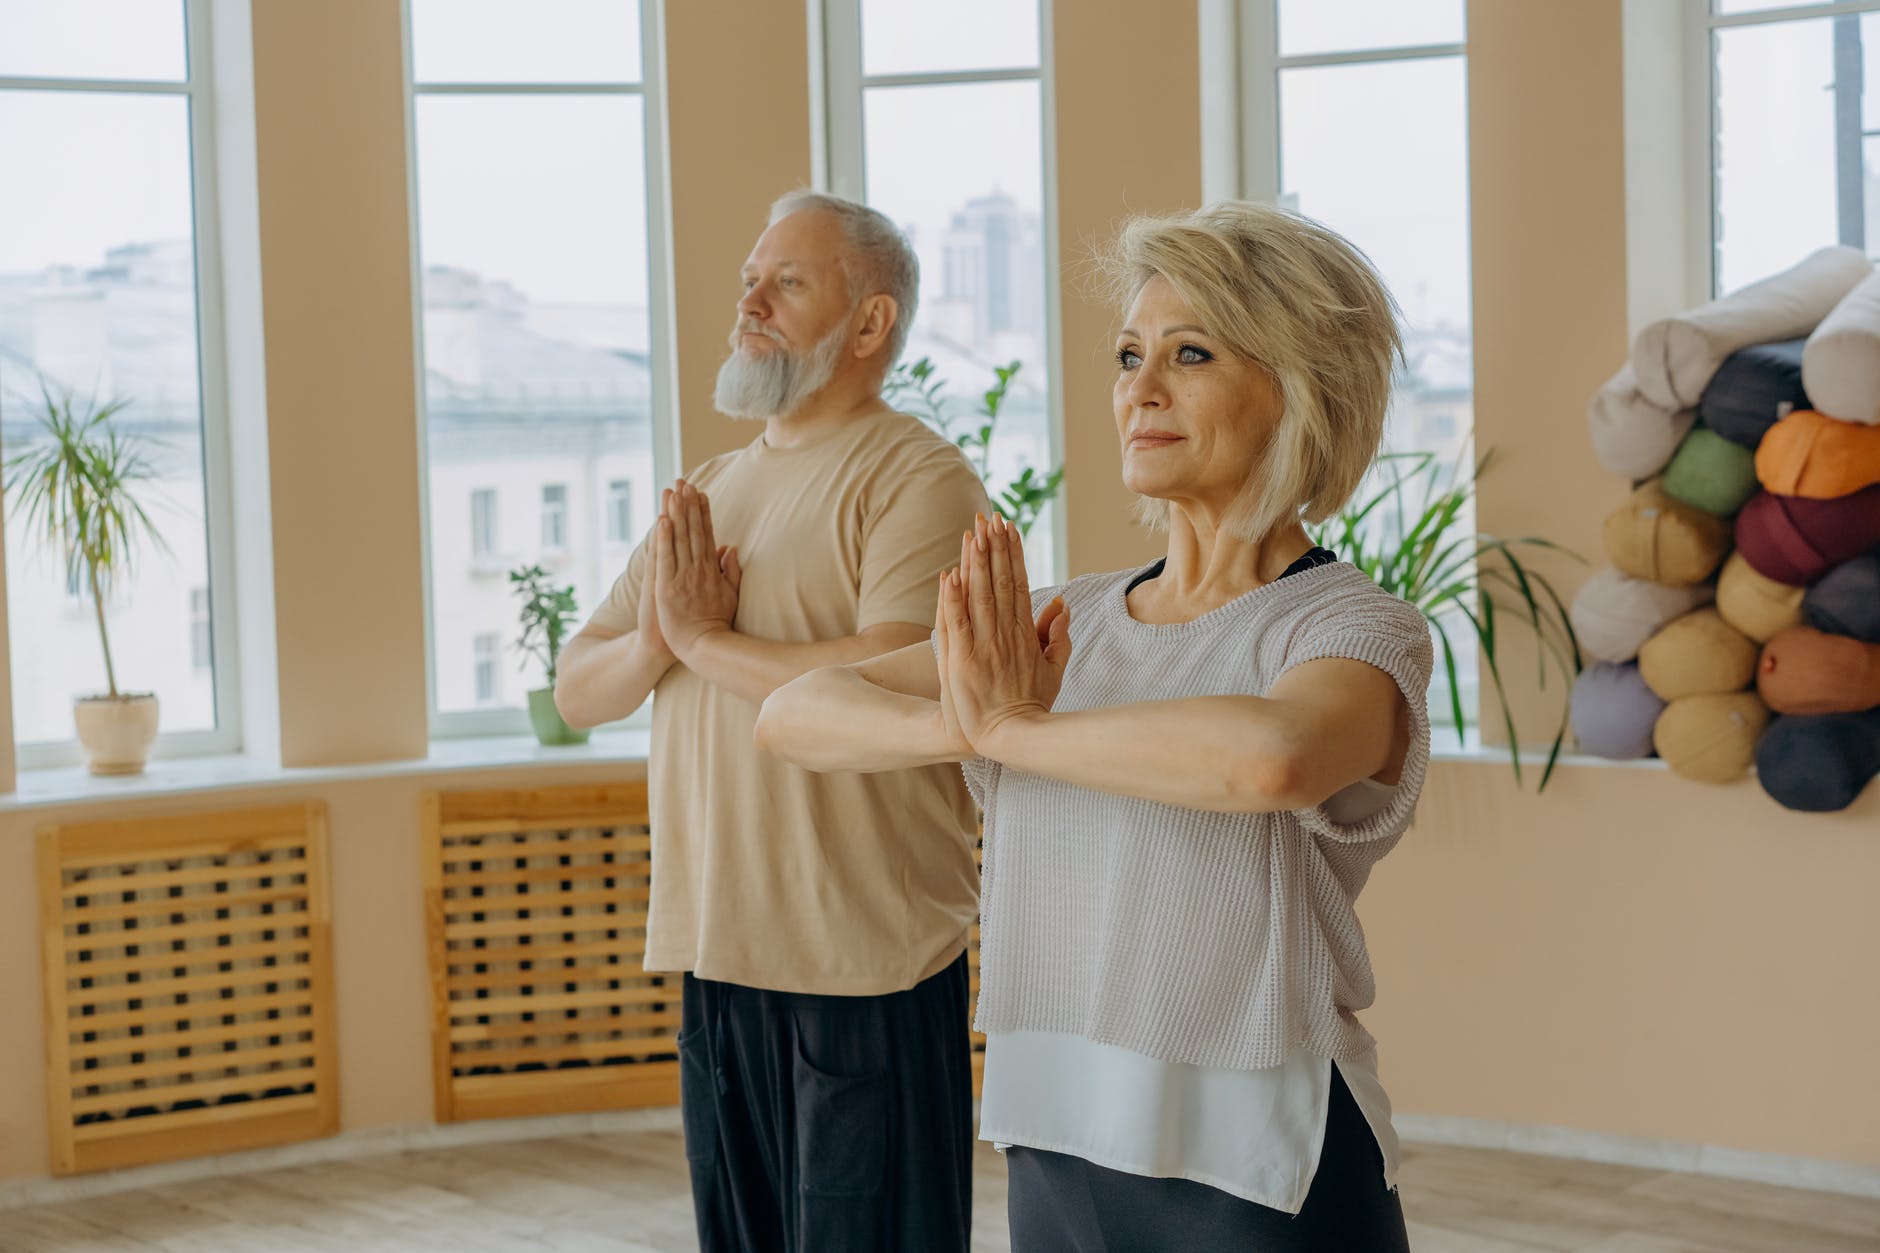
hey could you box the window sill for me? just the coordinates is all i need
[2,728,652,814]
[4,728,1666,814]
[1427,730,1667,773]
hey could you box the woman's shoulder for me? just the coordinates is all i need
[1282,567,1434,663]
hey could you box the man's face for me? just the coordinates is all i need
[713,209,861,419]
[730,210,855,357]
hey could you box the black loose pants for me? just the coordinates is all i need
[678,952,974,1253]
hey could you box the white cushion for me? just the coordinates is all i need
[1632,246,1872,409]
[1803,268,1880,425]
[1569,566,1715,664]
[1588,362,1696,480]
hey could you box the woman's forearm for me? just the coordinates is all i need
[756,665,970,773]
[979,697,1312,813]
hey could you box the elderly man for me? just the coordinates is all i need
[555,190,989,1253]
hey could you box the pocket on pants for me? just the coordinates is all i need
[676,1028,718,1165]
[791,1029,889,1198]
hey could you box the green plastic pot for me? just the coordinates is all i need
[527,686,590,746]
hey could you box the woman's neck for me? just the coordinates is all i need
[1128,509,1315,624]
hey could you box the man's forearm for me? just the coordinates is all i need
[554,632,675,728]
[678,626,923,707]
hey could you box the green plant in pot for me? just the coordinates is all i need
[510,563,588,746]
[1309,444,1584,790]
[885,356,1064,537]
[2,383,169,774]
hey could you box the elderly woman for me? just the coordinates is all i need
[755,201,1429,1250]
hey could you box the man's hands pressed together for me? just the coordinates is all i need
[653,479,743,660]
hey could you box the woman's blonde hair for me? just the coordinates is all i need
[1100,201,1403,544]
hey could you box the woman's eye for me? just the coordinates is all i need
[1177,344,1212,364]
[1115,347,1141,370]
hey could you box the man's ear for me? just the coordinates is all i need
[851,294,898,361]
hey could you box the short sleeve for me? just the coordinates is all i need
[584,530,652,636]
[857,446,992,630]
[1280,593,1436,844]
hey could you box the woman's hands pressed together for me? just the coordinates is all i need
[935,512,1072,761]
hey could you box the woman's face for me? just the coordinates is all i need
[1112,275,1284,521]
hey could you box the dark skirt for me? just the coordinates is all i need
[1005,1060,1411,1252]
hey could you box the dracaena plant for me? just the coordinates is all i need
[509,563,580,687]
[2,381,168,701]
[1308,444,1585,790]
[886,356,1064,538]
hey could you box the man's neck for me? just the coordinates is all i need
[761,378,889,450]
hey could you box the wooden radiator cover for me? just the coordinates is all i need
[423,782,680,1122]
[37,802,338,1175]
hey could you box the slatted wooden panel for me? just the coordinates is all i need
[424,782,679,1122]
[37,802,338,1176]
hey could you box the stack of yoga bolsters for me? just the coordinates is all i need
[1575,244,1880,811]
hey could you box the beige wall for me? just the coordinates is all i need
[0,506,13,795]
[250,0,431,768]
[1052,0,1197,576]
[0,0,1875,1188]
[663,2,814,472]
[1362,0,1880,1167]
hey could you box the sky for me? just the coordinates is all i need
[4,1,1877,326]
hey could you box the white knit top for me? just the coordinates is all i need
[965,561,1434,1071]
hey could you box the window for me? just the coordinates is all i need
[1701,0,1880,295]
[469,488,498,560]
[607,478,633,544]
[1234,0,1477,730]
[1,0,239,764]
[189,587,211,670]
[822,0,1062,579]
[540,483,568,551]
[472,632,500,706]
[409,0,669,731]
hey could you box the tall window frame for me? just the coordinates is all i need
[1,0,245,770]
[1689,0,1880,300]
[816,0,1068,584]
[1216,0,1478,733]
[403,0,676,740]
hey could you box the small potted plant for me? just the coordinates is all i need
[2,382,169,774]
[509,563,588,746]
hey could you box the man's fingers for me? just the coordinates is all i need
[665,482,694,568]
[654,516,675,586]
[722,546,742,591]
[693,487,715,554]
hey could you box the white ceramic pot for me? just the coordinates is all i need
[73,693,160,776]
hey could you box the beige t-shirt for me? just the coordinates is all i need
[586,410,990,995]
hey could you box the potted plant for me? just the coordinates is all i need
[2,383,168,774]
[509,563,588,746]
[1310,444,1584,790]
[886,356,1065,537]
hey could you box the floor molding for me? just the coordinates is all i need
[5,1105,1874,1211]
[1397,1114,1880,1199]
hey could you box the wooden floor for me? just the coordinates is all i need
[2,1129,1876,1252]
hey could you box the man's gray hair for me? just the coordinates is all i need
[768,189,920,367]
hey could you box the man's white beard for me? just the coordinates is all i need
[712,320,850,420]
